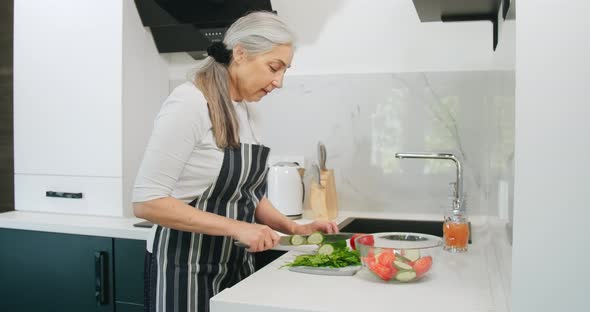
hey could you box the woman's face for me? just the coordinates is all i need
[230,44,294,102]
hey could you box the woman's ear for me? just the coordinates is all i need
[232,44,247,64]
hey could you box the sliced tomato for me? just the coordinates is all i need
[362,255,376,267]
[356,234,375,247]
[368,261,396,281]
[377,249,396,267]
[412,256,433,278]
[349,233,364,250]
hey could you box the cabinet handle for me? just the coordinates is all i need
[94,251,108,305]
[46,191,83,199]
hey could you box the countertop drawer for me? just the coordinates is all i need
[14,174,123,216]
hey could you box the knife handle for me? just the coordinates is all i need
[234,240,249,248]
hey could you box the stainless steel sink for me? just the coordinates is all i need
[338,217,472,244]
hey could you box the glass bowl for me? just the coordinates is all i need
[355,232,442,283]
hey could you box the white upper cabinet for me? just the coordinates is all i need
[13,0,168,216]
[14,0,123,177]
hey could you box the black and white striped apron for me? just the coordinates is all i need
[145,143,270,312]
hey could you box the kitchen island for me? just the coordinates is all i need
[210,212,512,312]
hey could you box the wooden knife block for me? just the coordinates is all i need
[309,169,338,221]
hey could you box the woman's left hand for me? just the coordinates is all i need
[294,220,339,235]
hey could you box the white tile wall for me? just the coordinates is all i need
[171,71,515,217]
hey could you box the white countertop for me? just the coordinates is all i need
[0,209,512,311]
[0,209,450,246]
[0,210,151,240]
[211,211,513,312]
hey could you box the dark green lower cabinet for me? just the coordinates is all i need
[0,228,114,312]
[114,238,145,308]
[0,228,286,312]
[116,302,144,312]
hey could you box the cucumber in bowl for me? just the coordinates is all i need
[364,249,429,282]
[355,232,441,283]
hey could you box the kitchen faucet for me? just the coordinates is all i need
[395,153,464,213]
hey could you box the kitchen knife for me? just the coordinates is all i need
[317,142,327,171]
[279,232,354,245]
[233,232,355,248]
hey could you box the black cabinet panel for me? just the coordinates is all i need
[0,0,12,213]
[0,0,12,67]
[114,239,145,306]
[0,229,114,312]
[0,174,13,212]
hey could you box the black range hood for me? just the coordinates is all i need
[134,0,273,59]
[412,0,513,50]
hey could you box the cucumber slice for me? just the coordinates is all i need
[394,252,411,263]
[402,249,421,262]
[290,235,306,246]
[396,255,411,263]
[317,241,347,255]
[307,232,324,245]
[317,244,334,255]
[395,270,417,282]
[393,260,413,270]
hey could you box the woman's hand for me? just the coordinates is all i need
[232,222,280,252]
[294,220,339,235]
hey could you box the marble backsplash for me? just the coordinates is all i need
[172,71,515,217]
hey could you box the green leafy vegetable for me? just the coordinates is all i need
[281,248,361,268]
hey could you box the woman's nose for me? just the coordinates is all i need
[272,73,284,89]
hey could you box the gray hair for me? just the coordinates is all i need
[192,11,295,148]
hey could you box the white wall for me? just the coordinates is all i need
[168,0,515,79]
[172,69,514,217]
[247,71,514,216]
[121,0,169,216]
[512,1,590,311]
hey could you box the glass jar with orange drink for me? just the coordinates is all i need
[443,211,469,252]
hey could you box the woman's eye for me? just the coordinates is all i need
[269,65,278,73]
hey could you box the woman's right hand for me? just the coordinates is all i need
[232,222,280,252]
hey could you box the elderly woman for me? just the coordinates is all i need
[132,11,338,312]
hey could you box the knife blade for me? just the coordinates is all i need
[317,142,327,171]
[279,233,354,245]
[233,232,355,248]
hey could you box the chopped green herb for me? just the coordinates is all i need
[281,248,361,269]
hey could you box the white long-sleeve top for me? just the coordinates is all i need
[132,81,261,251]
